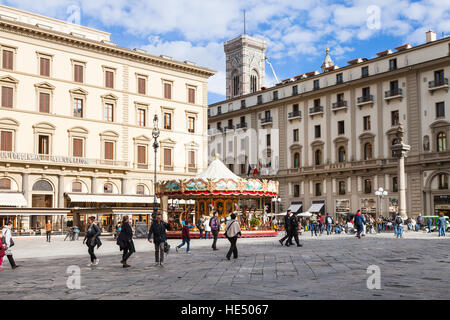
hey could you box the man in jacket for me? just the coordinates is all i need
[310,213,318,237]
[1,221,19,269]
[117,216,135,268]
[45,220,52,242]
[225,213,241,260]
[394,214,404,238]
[148,213,170,266]
[354,210,365,239]
[325,214,333,235]
[197,215,205,239]
[279,210,292,246]
[210,211,220,251]
[286,212,303,247]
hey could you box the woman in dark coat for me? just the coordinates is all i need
[83,216,102,266]
[117,216,135,268]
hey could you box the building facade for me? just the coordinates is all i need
[209,31,450,219]
[0,5,215,233]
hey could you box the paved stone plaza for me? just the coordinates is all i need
[0,232,448,300]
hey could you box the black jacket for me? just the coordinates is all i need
[284,214,291,231]
[117,221,133,251]
[148,221,171,243]
[290,215,299,231]
[84,223,102,248]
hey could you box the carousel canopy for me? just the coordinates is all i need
[157,155,278,198]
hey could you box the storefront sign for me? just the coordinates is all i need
[0,151,89,164]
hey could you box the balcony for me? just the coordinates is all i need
[332,100,348,111]
[384,88,403,103]
[236,122,247,129]
[309,106,324,116]
[288,110,302,120]
[428,78,448,94]
[356,95,374,107]
[224,125,235,131]
[260,117,273,125]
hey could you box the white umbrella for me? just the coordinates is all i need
[299,212,312,217]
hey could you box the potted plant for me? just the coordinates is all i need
[250,218,260,230]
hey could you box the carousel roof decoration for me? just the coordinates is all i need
[157,154,278,198]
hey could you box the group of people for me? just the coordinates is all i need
[278,209,303,247]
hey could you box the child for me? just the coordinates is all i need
[176,221,192,254]
[0,230,5,271]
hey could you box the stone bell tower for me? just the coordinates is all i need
[224,34,267,99]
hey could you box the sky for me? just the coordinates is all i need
[3,0,450,104]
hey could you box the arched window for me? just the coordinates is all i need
[364,143,373,160]
[438,174,448,190]
[136,184,145,195]
[338,147,346,163]
[0,178,11,190]
[104,183,113,193]
[293,152,300,168]
[315,149,322,165]
[32,180,53,191]
[233,75,240,96]
[72,181,82,193]
[437,132,447,152]
[250,70,259,93]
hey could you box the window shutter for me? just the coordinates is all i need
[3,50,13,70]
[105,142,114,160]
[137,145,146,164]
[40,92,50,113]
[73,138,83,157]
[164,83,171,99]
[2,86,13,108]
[74,65,83,82]
[164,148,171,166]
[40,58,50,76]
[1,131,12,151]
[189,151,195,167]
[138,78,146,94]
[105,71,114,88]
[188,88,195,104]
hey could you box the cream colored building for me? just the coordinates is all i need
[209,32,450,219]
[0,5,215,234]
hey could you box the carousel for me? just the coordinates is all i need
[156,155,279,238]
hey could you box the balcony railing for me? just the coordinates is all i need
[224,125,235,131]
[357,95,374,104]
[429,78,448,88]
[260,117,273,124]
[385,88,403,98]
[309,106,324,115]
[236,122,247,129]
[288,110,302,118]
[332,100,348,109]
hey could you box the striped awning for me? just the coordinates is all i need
[287,203,302,214]
[67,193,158,204]
[308,203,324,213]
[0,193,27,207]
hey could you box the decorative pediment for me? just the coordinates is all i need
[68,126,89,134]
[0,75,18,84]
[160,138,176,146]
[333,136,349,144]
[385,128,398,136]
[101,93,118,100]
[310,139,325,147]
[133,135,151,142]
[358,132,375,140]
[184,141,199,148]
[34,82,55,90]
[430,120,450,129]
[0,117,19,127]
[100,130,119,138]
[289,143,303,151]
[33,122,55,130]
[69,88,89,95]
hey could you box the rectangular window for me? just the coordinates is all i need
[314,99,320,107]
[137,145,146,164]
[104,103,114,122]
[138,77,146,95]
[0,130,12,151]
[389,59,397,71]
[294,184,300,197]
[40,57,50,77]
[137,108,146,127]
[164,112,172,130]
[361,66,369,77]
[2,49,13,70]
[315,125,321,138]
[164,148,172,166]
[391,110,399,126]
[293,129,299,142]
[293,104,299,112]
[241,100,246,108]
[338,121,345,135]
[337,93,344,102]
[39,92,50,113]
[105,70,114,88]
[257,95,263,105]
[73,98,83,118]
[362,87,370,97]
[315,183,322,196]
[336,73,343,84]
[436,102,445,118]
[313,79,320,90]
[363,116,371,131]
[38,135,49,155]
[188,88,195,104]
[104,141,114,160]
[188,150,195,168]
[74,64,84,83]
[292,85,298,95]
[1,86,13,108]
[434,70,444,83]
[188,116,195,133]
[164,83,172,99]
[273,91,278,100]
[266,134,271,147]
[364,179,372,194]
[73,138,83,157]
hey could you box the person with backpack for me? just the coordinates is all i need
[148,213,171,266]
[83,216,102,266]
[210,211,220,251]
[196,215,205,239]
[325,214,333,235]
[116,216,135,268]
[224,213,241,260]
[354,210,365,239]
[394,214,404,238]
[176,220,193,254]
[279,210,292,246]
[203,216,211,240]
[1,221,19,269]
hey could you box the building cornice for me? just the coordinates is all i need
[0,19,216,79]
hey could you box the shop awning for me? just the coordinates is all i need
[288,203,302,214]
[308,203,324,213]
[0,193,27,207]
[0,208,69,216]
[67,194,159,204]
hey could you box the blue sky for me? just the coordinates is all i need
[3,0,449,104]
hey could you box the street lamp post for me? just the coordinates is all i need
[152,115,160,220]
[375,187,388,219]
[271,197,281,225]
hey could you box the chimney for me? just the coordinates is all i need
[426,30,436,43]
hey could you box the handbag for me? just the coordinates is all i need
[163,242,170,254]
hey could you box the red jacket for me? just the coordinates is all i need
[0,237,5,258]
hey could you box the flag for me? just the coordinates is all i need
[247,164,252,177]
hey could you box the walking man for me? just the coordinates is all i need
[279,210,292,246]
[310,213,318,237]
[286,212,302,247]
[354,210,365,239]
[148,213,170,266]
[225,213,241,260]
[197,214,205,239]
[394,214,404,238]
[427,217,433,233]
[210,211,220,251]
[438,212,446,237]
[117,216,135,268]
[1,221,19,269]
[325,214,333,235]
[45,220,52,242]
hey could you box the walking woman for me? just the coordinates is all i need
[83,216,102,266]
[224,213,241,260]
[116,216,135,267]
[1,221,19,269]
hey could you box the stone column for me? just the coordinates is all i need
[398,156,407,218]
[58,175,65,208]
[22,172,29,206]
[161,195,169,222]
[122,177,128,195]
[91,177,97,194]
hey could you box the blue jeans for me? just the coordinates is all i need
[395,225,403,237]
[177,239,190,252]
[204,231,211,239]
[311,223,317,236]
[438,226,446,236]
[378,224,382,233]
[335,227,341,234]
[428,223,432,233]
[326,224,332,235]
